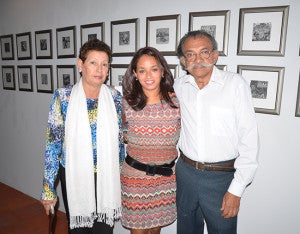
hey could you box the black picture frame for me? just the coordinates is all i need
[36,65,53,93]
[2,65,16,90]
[0,34,14,60]
[16,32,32,60]
[57,65,77,88]
[56,26,76,58]
[81,22,105,46]
[17,65,33,92]
[35,29,53,59]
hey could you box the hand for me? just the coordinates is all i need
[41,198,57,215]
[220,192,241,219]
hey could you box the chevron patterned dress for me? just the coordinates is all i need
[121,98,181,229]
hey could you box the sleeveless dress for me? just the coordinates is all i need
[121,98,181,229]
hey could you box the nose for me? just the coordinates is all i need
[194,53,203,62]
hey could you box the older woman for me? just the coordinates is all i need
[40,39,124,234]
[121,47,181,234]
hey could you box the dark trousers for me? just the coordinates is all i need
[59,165,113,234]
[176,157,237,234]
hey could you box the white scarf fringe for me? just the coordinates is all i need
[65,79,121,229]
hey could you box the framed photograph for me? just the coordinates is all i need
[36,65,53,93]
[146,14,180,56]
[238,65,284,115]
[56,26,76,58]
[57,65,77,88]
[81,22,105,45]
[111,18,139,56]
[35,29,52,59]
[110,64,127,86]
[16,32,32,60]
[216,64,227,71]
[17,65,33,91]
[0,34,14,60]
[169,64,179,78]
[237,5,289,56]
[295,74,300,117]
[189,10,230,56]
[2,66,15,90]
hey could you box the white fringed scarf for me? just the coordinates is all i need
[65,79,121,229]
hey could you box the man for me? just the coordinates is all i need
[174,30,259,234]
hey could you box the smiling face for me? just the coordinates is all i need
[134,54,163,96]
[77,50,109,90]
[181,36,219,88]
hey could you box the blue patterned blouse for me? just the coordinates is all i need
[41,85,124,200]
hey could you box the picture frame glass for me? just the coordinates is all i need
[57,27,76,58]
[2,66,15,90]
[112,21,137,55]
[35,30,52,59]
[242,69,279,110]
[36,66,53,93]
[148,19,177,52]
[0,35,14,60]
[110,65,127,86]
[18,66,33,91]
[242,12,283,51]
[57,66,76,88]
[81,23,104,45]
[16,33,31,59]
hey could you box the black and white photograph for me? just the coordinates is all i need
[0,34,14,60]
[2,66,15,90]
[35,29,52,59]
[189,10,230,56]
[146,14,180,55]
[36,65,53,93]
[81,22,104,46]
[17,65,33,91]
[237,5,289,56]
[119,31,130,45]
[238,65,284,115]
[110,64,127,86]
[56,26,76,58]
[111,18,139,56]
[156,28,169,44]
[252,23,271,41]
[57,65,76,88]
[16,32,32,60]
[250,80,268,99]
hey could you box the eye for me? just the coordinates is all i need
[201,50,210,55]
[102,63,109,68]
[137,69,145,74]
[185,52,194,58]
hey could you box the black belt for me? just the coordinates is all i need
[125,154,175,176]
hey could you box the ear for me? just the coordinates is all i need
[212,50,219,64]
[77,58,83,71]
[133,70,137,78]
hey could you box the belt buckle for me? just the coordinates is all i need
[195,161,205,171]
[146,163,156,176]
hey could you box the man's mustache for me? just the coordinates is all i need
[186,62,214,70]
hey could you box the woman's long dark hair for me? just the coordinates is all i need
[122,47,177,111]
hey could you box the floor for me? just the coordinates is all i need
[0,182,68,234]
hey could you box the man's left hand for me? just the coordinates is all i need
[220,192,241,218]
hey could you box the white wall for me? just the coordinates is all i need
[0,0,299,233]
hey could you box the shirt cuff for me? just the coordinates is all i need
[227,179,246,197]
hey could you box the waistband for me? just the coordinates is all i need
[125,154,175,176]
[180,150,235,172]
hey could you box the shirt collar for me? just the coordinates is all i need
[183,66,225,87]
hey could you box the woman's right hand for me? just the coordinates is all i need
[40,198,57,215]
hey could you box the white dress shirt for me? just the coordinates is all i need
[174,66,259,197]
